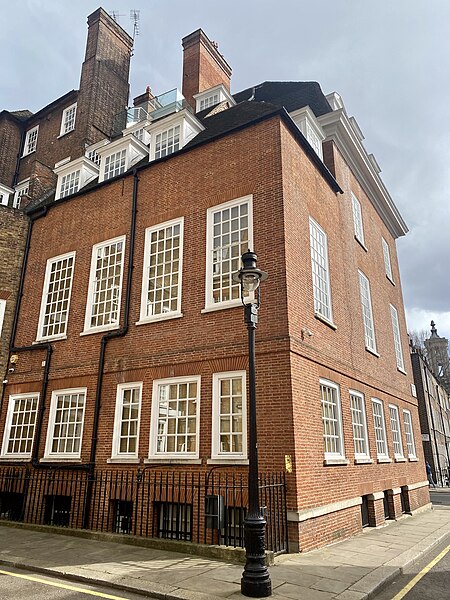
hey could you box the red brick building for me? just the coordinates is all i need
[0,8,429,553]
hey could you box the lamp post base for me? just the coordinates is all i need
[241,515,272,597]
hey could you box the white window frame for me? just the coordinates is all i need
[111,382,142,459]
[0,299,5,337]
[199,93,220,112]
[358,270,377,354]
[13,179,30,209]
[403,409,417,459]
[320,379,345,460]
[103,149,127,181]
[58,169,80,199]
[309,217,334,324]
[83,236,126,334]
[204,195,253,311]
[1,393,39,459]
[390,304,405,372]
[138,218,184,324]
[23,126,38,156]
[36,251,76,341]
[154,125,181,160]
[60,103,77,136]
[149,376,201,460]
[44,388,87,459]
[371,398,389,460]
[349,390,370,459]
[351,193,365,247]
[382,237,394,283]
[211,371,247,460]
[389,404,404,459]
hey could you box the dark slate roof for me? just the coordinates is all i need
[185,101,282,149]
[10,110,34,121]
[233,81,332,117]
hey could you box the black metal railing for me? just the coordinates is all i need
[0,467,288,554]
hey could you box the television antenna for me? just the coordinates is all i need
[110,11,125,23]
[130,10,140,40]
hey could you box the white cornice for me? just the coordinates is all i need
[318,108,408,238]
[96,132,149,157]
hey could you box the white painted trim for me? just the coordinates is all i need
[194,84,236,113]
[387,487,402,495]
[211,370,247,460]
[23,125,39,156]
[287,496,362,522]
[83,235,126,334]
[359,270,377,354]
[149,375,201,460]
[139,217,184,323]
[371,397,389,460]
[111,382,143,460]
[405,480,428,492]
[0,393,40,458]
[44,387,87,460]
[388,403,404,459]
[309,217,334,323]
[320,378,346,461]
[318,105,408,239]
[59,102,77,137]
[204,195,253,311]
[351,192,365,247]
[349,389,371,460]
[368,491,385,501]
[36,251,76,342]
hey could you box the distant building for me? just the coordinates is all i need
[424,321,450,395]
[411,344,450,485]
[0,6,429,554]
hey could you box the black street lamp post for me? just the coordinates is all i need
[234,250,271,598]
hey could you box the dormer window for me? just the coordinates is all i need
[97,135,148,183]
[23,126,38,156]
[85,139,109,168]
[13,179,30,208]
[0,183,13,207]
[54,156,99,199]
[290,106,325,160]
[146,110,203,162]
[194,84,235,114]
[60,103,77,136]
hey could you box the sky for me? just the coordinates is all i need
[1,0,449,340]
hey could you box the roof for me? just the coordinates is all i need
[233,81,333,118]
[10,110,34,121]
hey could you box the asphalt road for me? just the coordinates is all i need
[0,566,145,600]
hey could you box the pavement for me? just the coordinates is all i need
[1,500,450,600]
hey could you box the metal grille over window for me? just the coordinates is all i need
[59,170,80,199]
[155,125,180,159]
[372,399,388,457]
[155,380,198,455]
[144,221,182,318]
[4,395,38,456]
[320,381,343,457]
[359,271,377,352]
[50,391,85,455]
[390,304,405,370]
[389,405,403,458]
[118,387,140,455]
[350,392,369,457]
[310,218,333,322]
[90,240,124,329]
[212,202,249,304]
[403,410,416,458]
[104,150,126,180]
[41,254,75,339]
[219,376,243,454]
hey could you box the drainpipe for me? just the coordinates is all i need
[82,170,139,528]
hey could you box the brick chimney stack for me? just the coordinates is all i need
[181,29,232,110]
[77,7,133,145]
[133,86,156,114]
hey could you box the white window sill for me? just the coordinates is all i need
[202,300,242,314]
[314,312,337,330]
[408,456,418,462]
[207,458,249,465]
[354,457,373,464]
[323,457,349,466]
[40,457,82,463]
[22,150,36,158]
[136,312,183,326]
[386,274,395,286]
[57,129,75,139]
[34,335,67,344]
[107,457,140,464]
[395,456,407,462]
[376,456,392,463]
[365,346,380,358]
[80,324,120,336]
[355,236,368,252]
[397,367,407,375]
[145,457,202,465]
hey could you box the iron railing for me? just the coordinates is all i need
[0,467,288,554]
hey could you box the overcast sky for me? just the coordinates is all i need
[1,0,448,340]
